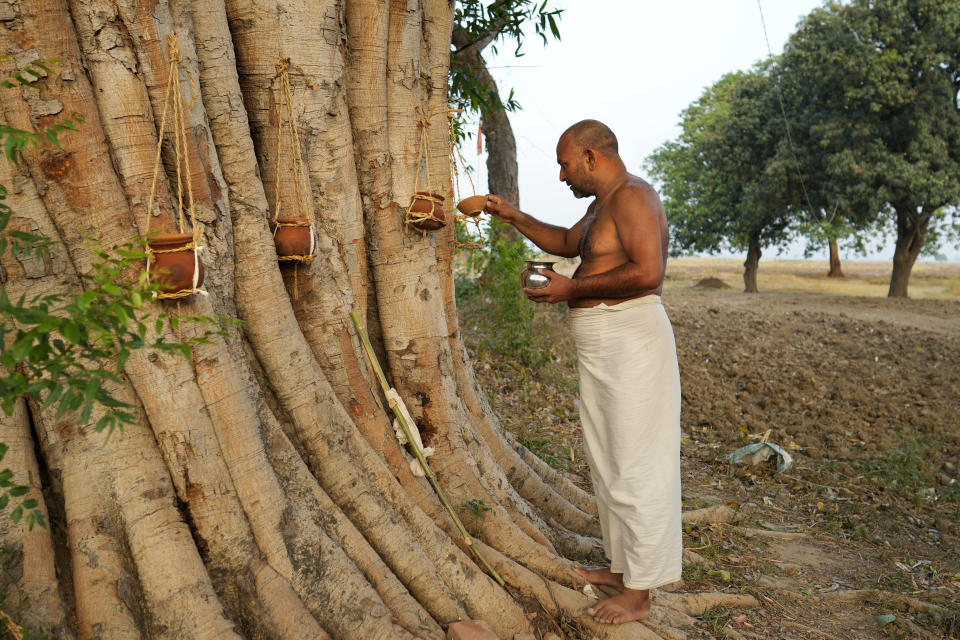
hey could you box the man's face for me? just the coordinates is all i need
[556,136,594,199]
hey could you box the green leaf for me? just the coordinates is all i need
[75,290,96,310]
[41,384,64,410]
[8,485,28,497]
[876,614,896,627]
[21,498,37,510]
[10,504,22,524]
[0,442,7,462]
[8,332,34,362]
[56,388,74,418]
[0,493,7,510]
[62,322,80,344]
[95,414,111,432]
[547,13,560,40]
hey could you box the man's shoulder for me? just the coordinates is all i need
[610,176,663,215]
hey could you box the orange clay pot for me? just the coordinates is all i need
[273,217,313,258]
[409,192,446,231]
[148,233,204,293]
[456,194,487,217]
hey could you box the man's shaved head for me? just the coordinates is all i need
[560,120,618,156]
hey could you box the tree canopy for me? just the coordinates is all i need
[781,0,960,296]
[646,66,791,292]
[648,0,960,296]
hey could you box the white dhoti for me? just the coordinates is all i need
[568,295,682,590]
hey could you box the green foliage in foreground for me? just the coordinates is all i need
[854,436,960,507]
[455,219,553,368]
[0,56,235,530]
[0,214,235,529]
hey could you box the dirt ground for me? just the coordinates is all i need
[461,258,960,640]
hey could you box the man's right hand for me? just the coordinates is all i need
[484,194,521,223]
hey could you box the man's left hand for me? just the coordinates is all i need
[522,269,576,303]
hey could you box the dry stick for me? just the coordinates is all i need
[0,611,24,640]
[350,311,504,587]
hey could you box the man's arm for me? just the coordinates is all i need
[526,187,665,302]
[484,194,585,258]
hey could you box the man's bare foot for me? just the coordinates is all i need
[587,588,651,624]
[573,566,624,588]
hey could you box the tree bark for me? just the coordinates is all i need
[888,208,928,298]
[743,233,762,293]
[827,237,844,277]
[0,1,688,638]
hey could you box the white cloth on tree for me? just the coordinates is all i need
[568,295,682,590]
[385,387,435,477]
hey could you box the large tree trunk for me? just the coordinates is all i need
[0,2,711,639]
[743,233,762,293]
[888,208,928,298]
[827,237,844,278]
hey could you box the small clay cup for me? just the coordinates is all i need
[273,217,313,258]
[409,192,446,231]
[148,233,204,293]
[456,194,487,218]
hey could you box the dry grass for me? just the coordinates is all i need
[663,257,960,299]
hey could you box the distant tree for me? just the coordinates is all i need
[771,6,885,278]
[647,67,793,292]
[781,0,960,296]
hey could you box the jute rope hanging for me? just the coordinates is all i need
[270,57,316,299]
[405,105,446,235]
[144,33,207,300]
[271,57,315,263]
[448,110,484,251]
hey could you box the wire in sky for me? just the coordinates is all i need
[757,0,820,221]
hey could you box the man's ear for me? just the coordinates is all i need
[584,149,597,170]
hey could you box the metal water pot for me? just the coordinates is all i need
[519,260,556,289]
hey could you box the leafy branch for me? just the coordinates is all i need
[0,56,59,89]
[0,55,238,531]
[0,236,237,440]
[0,56,84,166]
[450,0,563,125]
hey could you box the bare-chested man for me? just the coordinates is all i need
[485,120,682,625]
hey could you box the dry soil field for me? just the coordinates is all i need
[461,257,960,640]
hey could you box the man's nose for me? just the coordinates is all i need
[559,168,566,182]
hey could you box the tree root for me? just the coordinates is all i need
[821,589,953,618]
[655,592,760,617]
[681,505,741,526]
[740,527,807,540]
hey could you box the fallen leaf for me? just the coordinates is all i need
[876,614,896,627]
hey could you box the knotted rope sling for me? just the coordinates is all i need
[144,33,206,301]
[271,57,316,298]
[404,105,446,235]
[448,111,485,251]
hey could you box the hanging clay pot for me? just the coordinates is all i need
[409,192,446,231]
[148,233,205,293]
[273,217,313,259]
[456,194,487,218]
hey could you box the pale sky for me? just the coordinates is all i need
[472,0,959,262]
